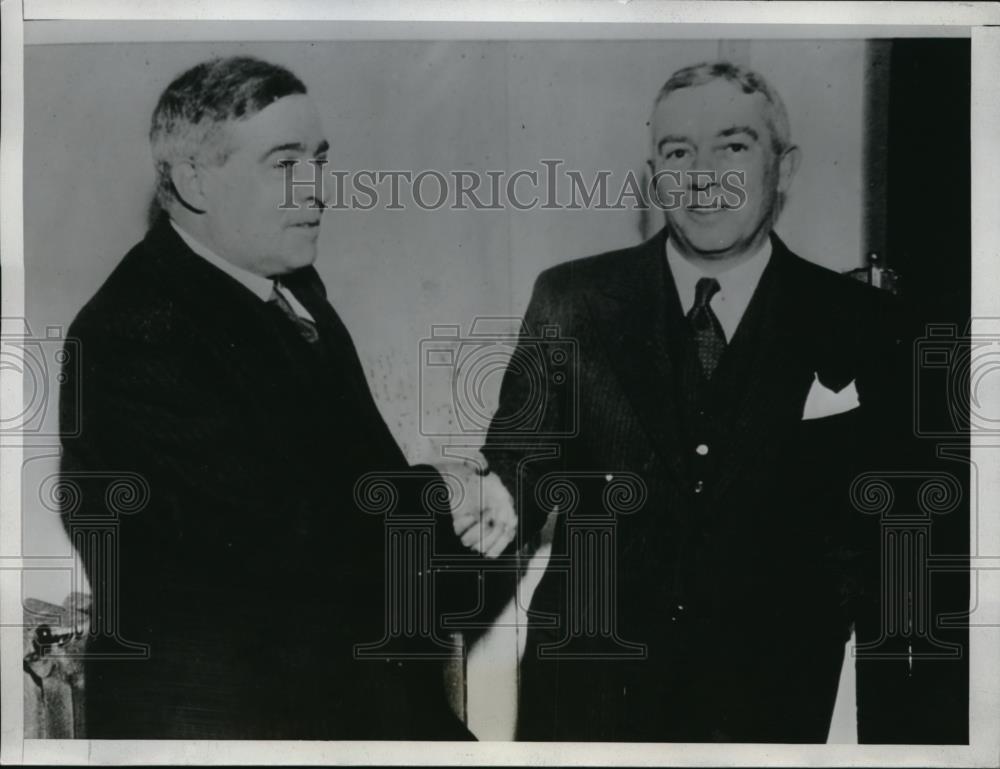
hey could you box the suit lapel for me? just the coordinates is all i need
[584,228,820,501]
[707,234,817,503]
[584,228,688,486]
[279,267,384,409]
[280,265,407,464]
[141,215,333,412]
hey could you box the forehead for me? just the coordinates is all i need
[651,78,770,139]
[224,93,324,154]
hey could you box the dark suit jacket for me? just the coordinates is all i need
[481,227,906,742]
[59,214,469,739]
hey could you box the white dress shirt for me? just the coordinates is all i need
[170,220,315,322]
[665,237,772,342]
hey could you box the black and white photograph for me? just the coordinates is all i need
[1,2,998,765]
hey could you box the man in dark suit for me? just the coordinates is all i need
[59,56,472,739]
[472,61,907,742]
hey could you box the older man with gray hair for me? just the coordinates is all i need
[475,60,906,742]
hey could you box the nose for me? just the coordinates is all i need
[685,152,719,207]
[692,146,722,183]
[293,159,330,211]
[312,170,334,210]
[305,191,327,212]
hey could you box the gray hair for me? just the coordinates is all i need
[149,56,307,207]
[652,61,792,154]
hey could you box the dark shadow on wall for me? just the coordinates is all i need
[855,37,971,746]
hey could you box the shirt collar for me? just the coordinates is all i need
[664,234,772,316]
[170,219,275,302]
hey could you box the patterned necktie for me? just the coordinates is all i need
[268,282,320,344]
[687,277,726,378]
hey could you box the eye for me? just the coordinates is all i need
[273,159,298,170]
[662,147,691,162]
[724,142,749,154]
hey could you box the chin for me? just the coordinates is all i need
[675,231,738,257]
[266,250,317,277]
[288,246,319,269]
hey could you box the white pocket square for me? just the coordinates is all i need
[802,374,859,420]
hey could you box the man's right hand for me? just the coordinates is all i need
[433,460,517,558]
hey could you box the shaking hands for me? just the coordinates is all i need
[434,458,517,558]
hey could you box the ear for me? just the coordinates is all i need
[169,160,208,213]
[776,144,801,194]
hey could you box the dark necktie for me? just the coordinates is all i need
[687,277,726,378]
[269,282,320,344]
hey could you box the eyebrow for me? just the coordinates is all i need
[656,135,693,154]
[717,126,759,141]
[260,139,330,162]
[656,126,762,155]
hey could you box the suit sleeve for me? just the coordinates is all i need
[481,268,575,548]
[59,310,341,598]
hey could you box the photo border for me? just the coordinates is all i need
[2,2,998,766]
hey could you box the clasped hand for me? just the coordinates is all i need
[432,458,516,558]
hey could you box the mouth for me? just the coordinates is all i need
[289,220,321,230]
[685,205,726,218]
